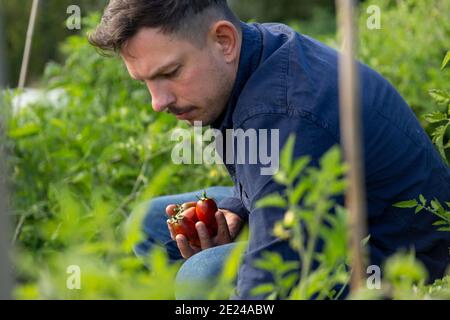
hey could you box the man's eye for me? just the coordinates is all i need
[164,67,180,78]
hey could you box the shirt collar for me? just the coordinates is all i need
[211,21,262,131]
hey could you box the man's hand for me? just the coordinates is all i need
[166,205,243,259]
[221,209,244,240]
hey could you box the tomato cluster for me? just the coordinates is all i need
[167,192,218,247]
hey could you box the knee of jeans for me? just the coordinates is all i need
[176,243,236,283]
[175,251,218,300]
[176,253,216,284]
[175,244,237,300]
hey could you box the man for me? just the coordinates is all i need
[89,0,450,299]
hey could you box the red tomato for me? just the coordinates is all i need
[178,201,197,213]
[168,206,200,247]
[196,191,218,237]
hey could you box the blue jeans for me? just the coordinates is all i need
[133,186,240,299]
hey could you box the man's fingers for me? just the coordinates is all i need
[175,234,196,259]
[196,221,213,249]
[172,210,233,256]
[221,209,243,240]
[167,220,176,240]
[215,210,232,243]
[166,204,178,217]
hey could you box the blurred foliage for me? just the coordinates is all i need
[358,0,450,117]
[285,8,336,43]
[353,252,450,300]
[2,0,335,87]
[254,141,351,300]
[4,15,232,299]
[13,188,182,300]
[229,0,334,24]
[254,138,449,300]
[1,0,108,86]
[422,51,450,164]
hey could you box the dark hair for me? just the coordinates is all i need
[88,0,240,53]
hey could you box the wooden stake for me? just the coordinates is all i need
[18,0,40,90]
[335,0,368,293]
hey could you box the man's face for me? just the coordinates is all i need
[121,24,239,126]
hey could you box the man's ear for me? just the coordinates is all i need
[210,21,240,63]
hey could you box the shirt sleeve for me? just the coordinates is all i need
[217,182,249,221]
[232,112,340,299]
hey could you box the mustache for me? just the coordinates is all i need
[166,106,195,115]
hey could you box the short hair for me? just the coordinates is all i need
[88,0,241,53]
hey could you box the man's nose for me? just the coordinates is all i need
[146,82,176,113]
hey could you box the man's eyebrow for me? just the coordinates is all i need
[135,62,179,81]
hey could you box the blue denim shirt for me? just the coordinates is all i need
[212,22,450,299]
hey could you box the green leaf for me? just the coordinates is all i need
[430,199,442,211]
[250,284,275,297]
[291,178,311,204]
[280,273,299,293]
[428,89,450,106]
[414,205,424,214]
[419,194,426,205]
[253,259,277,272]
[280,134,296,173]
[278,261,300,274]
[267,252,285,266]
[424,112,447,124]
[255,193,287,209]
[320,146,342,172]
[8,123,41,138]
[361,234,371,247]
[432,221,447,226]
[288,156,311,183]
[393,199,418,208]
[430,123,449,164]
[441,51,450,70]
[273,171,288,185]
